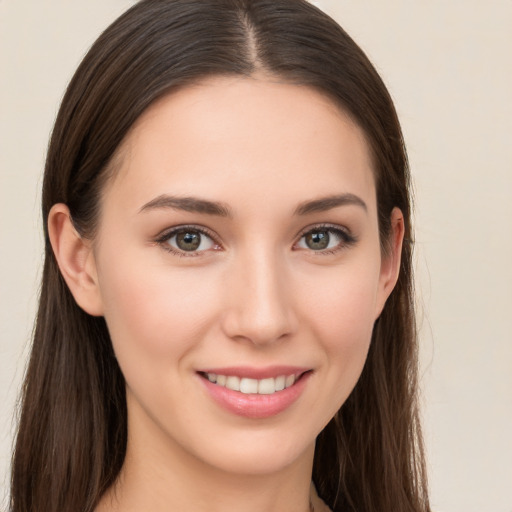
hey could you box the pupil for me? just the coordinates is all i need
[176,231,201,251]
[306,230,329,250]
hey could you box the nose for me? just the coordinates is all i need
[220,248,297,346]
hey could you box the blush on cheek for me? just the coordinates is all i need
[304,278,375,405]
[307,281,377,339]
[100,261,221,361]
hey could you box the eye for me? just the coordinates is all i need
[156,226,219,255]
[295,225,355,253]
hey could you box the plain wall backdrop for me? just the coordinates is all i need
[1,1,511,511]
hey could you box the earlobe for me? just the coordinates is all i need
[48,204,104,316]
[375,207,405,318]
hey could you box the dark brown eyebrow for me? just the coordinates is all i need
[294,194,367,215]
[139,195,232,217]
[139,193,365,217]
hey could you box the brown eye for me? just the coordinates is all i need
[162,228,216,254]
[296,226,355,253]
[304,230,330,250]
[175,231,202,251]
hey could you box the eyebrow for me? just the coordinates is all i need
[139,195,232,217]
[294,193,367,215]
[139,192,366,217]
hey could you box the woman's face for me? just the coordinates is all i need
[89,76,400,476]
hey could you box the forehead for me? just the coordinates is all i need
[103,75,376,215]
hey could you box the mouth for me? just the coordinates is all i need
[198,371,309,395]
[197,367,312,418]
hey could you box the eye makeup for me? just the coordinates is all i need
[294,223,358,256]
[154,224,222,257]
[153,221,357,258]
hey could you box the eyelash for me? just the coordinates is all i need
[154,225,220,257]
[294,223,357,255]
[154,223,357,257]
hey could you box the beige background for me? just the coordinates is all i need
[1,1,511,510]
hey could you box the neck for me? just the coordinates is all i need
[96,399,316,512]
[98,447,315,512]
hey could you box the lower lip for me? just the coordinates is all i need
[199,372,311,419]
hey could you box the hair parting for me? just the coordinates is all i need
[11,2,430,511]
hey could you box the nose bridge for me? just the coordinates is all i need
[222,243,296,345]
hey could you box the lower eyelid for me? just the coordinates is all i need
[155,226,221,255]
[295,226,357,252]
[154,224,356,256]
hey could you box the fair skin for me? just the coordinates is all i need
[48,76,403,512]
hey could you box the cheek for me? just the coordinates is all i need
[301,259,380,346]
[96,252,221,368]
[298,261,380,411]
[316,283,375,370]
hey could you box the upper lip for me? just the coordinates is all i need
[196,365,311,380]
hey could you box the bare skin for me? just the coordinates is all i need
[49,75,403,512]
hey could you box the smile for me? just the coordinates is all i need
[202,372,298,395]
[198,368,312,418]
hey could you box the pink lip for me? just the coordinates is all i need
[197,367,312,419]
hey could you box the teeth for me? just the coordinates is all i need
[258,377,276,395]
[285,374,296,388]
[204,372,300,395]
[240,378,258,394]
[225,375,240,391]
[274,375,285,391]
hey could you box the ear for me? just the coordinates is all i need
[375,207,405,319]
[48,204,104,316]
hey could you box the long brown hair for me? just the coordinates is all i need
[11,1,429,511]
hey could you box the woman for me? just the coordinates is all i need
[10,1,430,511]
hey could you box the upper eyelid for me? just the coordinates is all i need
[295,222,352,239]
[154,225,222,257]
[155,224,219,243]
[153,222,355,251]
[294,224,358,254]
[155,222,350,236]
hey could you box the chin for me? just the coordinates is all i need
[172,423,316,477]
[202,441,314,476]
